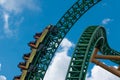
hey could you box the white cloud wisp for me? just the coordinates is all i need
[0,0,40,13]
[0,64,1,71]
[3,13,13,37]
[86,65,120,80]
[0,64,7,80]
[44,38,74,80]
[102,18,112,25]
[0,75,7,80]
[0,0,40,38]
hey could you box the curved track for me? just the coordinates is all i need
[14,0,120,80]
[65,26,120,80]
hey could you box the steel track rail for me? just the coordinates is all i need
[14,0,101,80]
[65,26,120,80]
[25,1,101,80]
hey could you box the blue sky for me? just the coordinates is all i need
[0,0,120,80]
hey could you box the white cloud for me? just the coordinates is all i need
[0,64,1,71]
[102,18,112,25]
[0,0,40,38]
[0,75,7,80]
[86,65,120,80]
[0,64,7,80]
[0,0,40,13]
[3,13,13,37]
[44,38,74,80]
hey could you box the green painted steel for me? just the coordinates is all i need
[25,0,101,80]
[65,26,120,80]
[14,0,101,80]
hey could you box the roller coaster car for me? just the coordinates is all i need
[28,41,36,49]
[13,75,21,80]
[23,53,30,60]
[47,25,58,36]
[36,25,58,51]
[37,43,45,51]
[27,64,37,72]
[34,32,42,39]
[18,62,27,70]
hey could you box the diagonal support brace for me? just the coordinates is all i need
[91,48,120,77]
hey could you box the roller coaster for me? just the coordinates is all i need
[14,0,120,80]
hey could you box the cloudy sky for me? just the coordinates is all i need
[0,0,120,80]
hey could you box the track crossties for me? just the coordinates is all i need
[14,0,102,80]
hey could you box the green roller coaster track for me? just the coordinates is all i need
[65,26,120,80]
[14,0,120,80]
